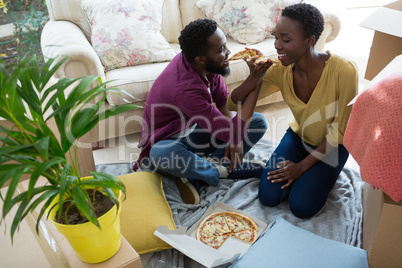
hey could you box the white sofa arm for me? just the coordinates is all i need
[41,20,105,82]
[315,10,341,52]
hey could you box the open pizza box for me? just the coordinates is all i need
[154,201,267,268]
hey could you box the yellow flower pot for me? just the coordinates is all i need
[48,186,122,263]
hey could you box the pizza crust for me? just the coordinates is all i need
[228,49,259,61]
[228,49,275,65]
[196,211,259,249]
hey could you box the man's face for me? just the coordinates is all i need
[205,28,231,76]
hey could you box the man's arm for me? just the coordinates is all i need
[223,82,263,171]
[222,57,271,171]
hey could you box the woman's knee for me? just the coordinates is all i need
[289,197,325,219]
[258,191,282,207]
[258,179,287,207]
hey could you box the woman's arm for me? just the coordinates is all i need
[230,58,272,105]
[267,138,335,189]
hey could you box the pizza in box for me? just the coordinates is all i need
[196,211,259,249]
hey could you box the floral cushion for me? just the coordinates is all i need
[80,0,176,71]
[195,0,301,45]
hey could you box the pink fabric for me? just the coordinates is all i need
[344,72,402,202]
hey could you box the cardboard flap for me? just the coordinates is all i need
[154,226,240,268]
[154,202,268,268]
[348,54,402,105]
[360,7,402,38]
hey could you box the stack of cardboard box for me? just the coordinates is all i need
[359,1,402,267]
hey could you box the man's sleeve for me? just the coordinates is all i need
[176,87,246,144]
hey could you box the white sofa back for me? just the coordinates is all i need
[45,0,203,44]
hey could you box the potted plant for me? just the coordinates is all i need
[0,56,140,263]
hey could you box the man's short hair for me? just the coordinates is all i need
[179,19,218,63]
[282,3,324,45]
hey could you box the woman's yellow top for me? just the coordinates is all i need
[228,51,358,147]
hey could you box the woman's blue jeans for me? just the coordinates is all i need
[146,113,268,186]
[258,128,349,219]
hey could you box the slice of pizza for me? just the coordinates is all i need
[228,48,259,61]
[196,212,231,241]
[223,212,258,233]
[231,229,258,243]
[199,233,231,249]
[229,49,276,65]
[254,55,275,64]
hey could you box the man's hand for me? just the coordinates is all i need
[266,160,305,189]
[223,142,243,172]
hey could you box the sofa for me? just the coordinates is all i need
[41,0,341,143]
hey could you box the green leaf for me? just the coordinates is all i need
[39,57,70,93]
[0,165,31,189]
[7,186,54,218]
[72,186,99,228]
[0,143,35,156]
[33,137,50,161]
[77,178,125,191]
[69,104,99,140]
[36,123,64,157]
[43,77,80,115]
[76,104,141,140]
[58,163,71,218]
[19,189,59,234]
[27,158,65,199]
[90,172,125,191]
[34,192,59,234]
[99,104,142,120]
[64,76,99,107]
[2,168,25,216]
[10,198,29,242]
[16,78,41,116]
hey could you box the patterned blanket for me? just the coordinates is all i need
[97,138,365,268]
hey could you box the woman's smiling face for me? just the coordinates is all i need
[274,16,311,66]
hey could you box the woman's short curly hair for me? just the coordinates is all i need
[179,19,218,63]
[282,3,324,44]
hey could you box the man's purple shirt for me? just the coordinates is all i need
[133,52,245,170]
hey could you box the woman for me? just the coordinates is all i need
[228,3,358,218]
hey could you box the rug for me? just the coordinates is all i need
[96,138,365,268]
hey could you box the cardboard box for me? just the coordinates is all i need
[360,0,402,80]
[362,184,402,268]
[0,178,141,268]
[348,54,402,105]
[155,201,267,268]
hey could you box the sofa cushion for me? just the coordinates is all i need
[45,0,92,40]
[117,171,176,255]
[231,216,369,268]
[106,61,172,105]
[180,0,207,29]
[80,0,176,71]
[195,0,301,44]
[162,0,183,43]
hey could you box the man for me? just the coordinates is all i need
[133,19,272,204]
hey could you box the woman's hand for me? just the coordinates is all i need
[245,55,273,81]
[267,160,304,189]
